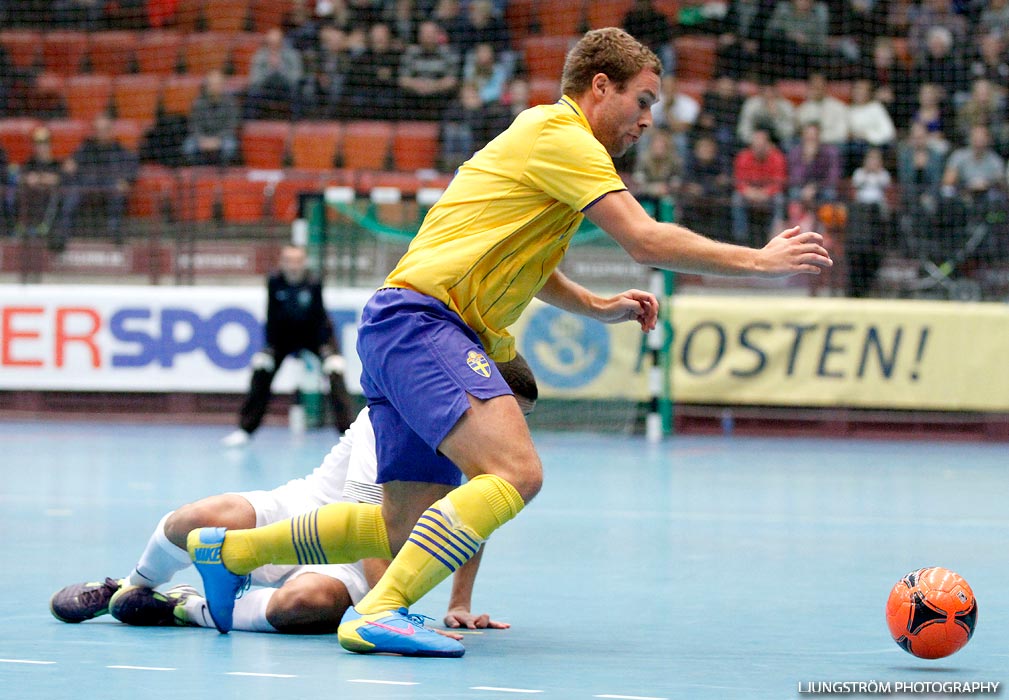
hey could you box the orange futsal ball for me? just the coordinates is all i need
[885,567,978,659]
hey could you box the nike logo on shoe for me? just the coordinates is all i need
[367,620,416,636]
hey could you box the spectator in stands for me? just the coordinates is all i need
[311,24,353,117]
[54,0,106,30]
[679,132,734,240]
[716,0,777,79]
[632,128,683,200]
[732,127,787,244]
[245,27,305,120]
[897,121,946,239]
[696,75,744,156]
[222,244,355,448]
[847,146,892,297]
[912,26,968,103]
[969,32,1009,95]
[285,0,330,53]
[451,0,510,59]
[56,113,138,251]
[622,0,676,73]
[182,69,240,167]
[763,0,829,79]
[345,21,401,119]
[908,0,967,58]
[837,0,888,59]
[955,79,1009,157]
[941,124,1006,204]
[485,76,531,138]
[398,20,461,121]
[464,43,512,106]
[384,0,420,45]
[15,127,62,240]
[980,0,1009,37]
[432,0,464,39]
[862,37,916,131]
[737,77,797,148]
[347,0,384,27]
[652,75,700,162]
[845,78,897,174]
[439,82,494,171]
[788,121,840,206]
[796,73,849,147]
[911,83,953,155]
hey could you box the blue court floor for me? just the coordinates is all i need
[1,419,1006,700]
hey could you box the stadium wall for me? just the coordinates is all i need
[1,284,1007,439]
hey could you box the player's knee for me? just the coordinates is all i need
[268,576,351,633]
[164,496,255,549]
[492,455,542,504]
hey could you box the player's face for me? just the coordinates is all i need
[594,69,660,157]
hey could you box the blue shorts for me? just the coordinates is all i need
[357,288,513,486]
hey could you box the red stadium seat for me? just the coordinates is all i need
[110,119,146,151]
[241,120,290,168]
[128,166,177,218]
[271,170,323,222]
[290,122,342,170]
[173,0,206,32]
[250,0,293,32]
[46,119,91,160]
[586,0,632,29]
[204,0,251,32]
[0,31,41,70]
[523,36,573,80]
[504,0,537,45]
[113,74,163,122]
[161,74,204,116]
[537,2,585,37]
[341,121,393,171]
[675,35,717,82]
[88,31,138,75]
[175,167,219,221]
[654,0,681,20]
[0,118,43,166]
[392,122,440,172]
[135,31,183,75]
[528,78,560,106]
[65,75,113,121]
[228,32,262,76]
[42,31,89,76]
[182,32,232,74]
[220,175,268,223]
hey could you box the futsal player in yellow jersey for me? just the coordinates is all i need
[188,27,832,656]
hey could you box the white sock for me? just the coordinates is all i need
[127,512,192,588]
[180,594,214,629]
[231,589,279,633]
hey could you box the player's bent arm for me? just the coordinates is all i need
[583,190,832,278]
[536,269,658,332]
[443,546,510,630]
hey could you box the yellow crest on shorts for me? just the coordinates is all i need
[466,350,491,378]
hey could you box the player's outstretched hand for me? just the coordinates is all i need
[755,226,833,277]
[592,289,659,332]
[444,608,511,630]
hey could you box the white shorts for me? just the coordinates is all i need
[236,480,369,605]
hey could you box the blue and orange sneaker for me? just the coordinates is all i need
[186,527,249,634]
[337,606,465,658]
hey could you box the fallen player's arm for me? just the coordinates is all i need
[443,545,510,630]
[584,189,832,278]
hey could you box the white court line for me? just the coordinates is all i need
[348,679,420,686]
[595,695,668,700]
[0,659,56,665]
[107,665,176,672]
[227,672,297,678]
[470,687,544,694]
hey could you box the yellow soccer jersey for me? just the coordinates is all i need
[384,96,627,361]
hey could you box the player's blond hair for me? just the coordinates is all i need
[560,27,662,97]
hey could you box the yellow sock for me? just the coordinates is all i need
[357,474,525,613]
[221,503,391,575]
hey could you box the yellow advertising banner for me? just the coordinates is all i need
[510,296,1009,411]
